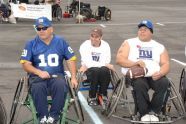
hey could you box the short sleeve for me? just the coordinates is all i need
[20,41,33,62]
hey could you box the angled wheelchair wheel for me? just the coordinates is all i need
[0,97,7,124]
[104,8,111,21]
[105,77,125,117]
[9,77,27,124]
[56,7,62,21]
[68,77,84,123]
[80,8,92,19]
[110,70,120,88]
[52,5,62,21]
[179,68,186,109]
[169,79,185,116]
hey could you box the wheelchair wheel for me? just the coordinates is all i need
[104,8,111,21]
[110,70,120,88]
[52,5,62,21]
[80,8,92,19]
[105,77,125,117]
[55,7,62,21]
[68,78,84,123]
[169,80,185,116]
[9,77,26,124]
[179,68,186,109]
[0,97,7,124]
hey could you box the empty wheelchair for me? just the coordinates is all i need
[9,74,84,124]
[104,76,185,123]
[68,0,93,19]
[94,6,111,21]
[77,69,119,110]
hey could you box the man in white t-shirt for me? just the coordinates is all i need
[116,20,170,122]
[79,28,114,106]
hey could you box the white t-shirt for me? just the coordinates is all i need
[79,39,111,68]
[121,37,165,77]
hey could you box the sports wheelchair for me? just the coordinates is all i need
[67,0,92,19]
[104,76,186,123]
[9,74,84,124]
[0,96,7,124]
[76,69,119,110]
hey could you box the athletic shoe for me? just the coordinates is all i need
[87,97,98,106]
[140,114,150,122]
[150,114,159,121]
[40,116,47,124]
[47,116,57,124]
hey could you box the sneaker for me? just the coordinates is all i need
[141,114,150,122]
[150,114,159,122]
[40,116,47,124]
[87,97,98,106]
[102,96,108,106]
[47,116,57,124]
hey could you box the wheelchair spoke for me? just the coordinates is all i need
[105,77,125,117]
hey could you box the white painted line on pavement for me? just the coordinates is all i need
[156,23,165,26]
[171,58,186,66]
[78,92,103,124]
[100,24,106,28]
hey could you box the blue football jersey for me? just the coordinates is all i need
[20,35,75,75]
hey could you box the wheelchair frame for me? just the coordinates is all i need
[104,77,186,123]
[9,75,84,124]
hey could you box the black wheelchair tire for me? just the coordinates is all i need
[104,8,111,21]
[179,68,186,109]
[52,5,62,21]
[80,8,92,19]
[9,77,26,124]
[105,77,125,118]
[56,7,62,21]
[0,97,7,124]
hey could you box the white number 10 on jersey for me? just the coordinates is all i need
[39,54,59,67]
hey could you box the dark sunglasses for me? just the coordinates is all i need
[36,27,49,31]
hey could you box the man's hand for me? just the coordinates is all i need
[79,65,87,73]
[135,60,146,68]
[71,77,78,88]
[38,70,50,79]
[106,63,115,71]
[152,71,163,80]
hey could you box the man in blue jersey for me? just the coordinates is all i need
[20,17,78,124]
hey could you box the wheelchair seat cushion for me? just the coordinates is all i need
[126,65,148,79]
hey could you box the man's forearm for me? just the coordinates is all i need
[67,60,77,78]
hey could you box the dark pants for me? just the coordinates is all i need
[29,75,68,121]
[132,76,169,116]
[85,66,111,98]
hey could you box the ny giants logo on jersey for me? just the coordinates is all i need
[138,46,152,59]
[91,52,101,62]
[21,49,27,57]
